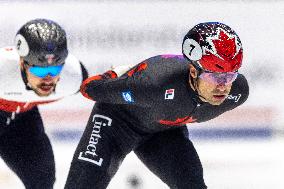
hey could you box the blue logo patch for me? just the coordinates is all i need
[122,91,134,103]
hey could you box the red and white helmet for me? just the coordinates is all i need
[182,22,243,73]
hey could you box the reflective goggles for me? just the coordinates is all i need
[29,65,63,78]
[199,71,238,85]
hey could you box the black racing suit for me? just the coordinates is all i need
[0,107,55,189]
[65,55,249,189]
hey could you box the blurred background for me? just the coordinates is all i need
[0,0,284,188]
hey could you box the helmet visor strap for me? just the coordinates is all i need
[199,71,238,85]
[29,65,63,78]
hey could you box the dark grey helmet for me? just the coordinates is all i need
[15,18,68,66]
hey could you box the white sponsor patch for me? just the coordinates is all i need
[78,114,112,166]
[165,89,175,100]
[227,94,242,103]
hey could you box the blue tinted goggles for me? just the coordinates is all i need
[29,65,63,78]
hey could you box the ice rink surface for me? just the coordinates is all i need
[1,138,283,189]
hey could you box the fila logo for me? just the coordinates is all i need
[165,89,175,100]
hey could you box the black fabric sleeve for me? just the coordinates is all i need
[80,61,158,107]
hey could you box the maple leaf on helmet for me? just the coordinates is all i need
[182,22,243,73]
[212,30,238,59]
